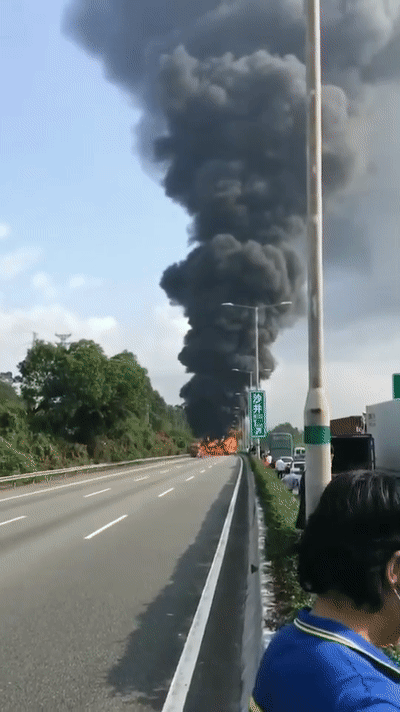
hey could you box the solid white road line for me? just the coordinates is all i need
[84,515,128,540]
[0,515,26,527]
[161,458,243,712]
[84,488,111,498]
[185,476,194,481]
[158,488,174,498]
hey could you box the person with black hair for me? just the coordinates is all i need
[250,471,400,711]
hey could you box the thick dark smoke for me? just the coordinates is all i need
[64,0,400,437]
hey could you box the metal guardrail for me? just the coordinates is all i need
[0,453,190,488]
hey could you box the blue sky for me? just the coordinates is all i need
[1,0,400,428]
[1,0,192,403]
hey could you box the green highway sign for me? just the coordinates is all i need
[249,390,267,438]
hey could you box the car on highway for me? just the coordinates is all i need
[280,455,294,473]
[293,446,306,461]
[290,460,305,476]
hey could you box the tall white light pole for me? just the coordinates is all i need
[232,368,253,451]
[304,0,331,519]
[223,301,292,458]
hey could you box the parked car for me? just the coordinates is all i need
[281,455,294,473]
[293,446,306,461]
[290,460,305,476]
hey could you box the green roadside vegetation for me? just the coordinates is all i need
[250,457,400,666]
[0,339,194,481]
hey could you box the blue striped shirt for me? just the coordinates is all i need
[250,607,400,711]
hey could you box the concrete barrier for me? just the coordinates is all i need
[0,453,190,489]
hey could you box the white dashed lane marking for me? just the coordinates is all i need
[0,515,26,527]
[84,515,128,540]
[158,488,174,498]
[84,488,111,498]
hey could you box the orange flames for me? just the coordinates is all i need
[197,434,238,457]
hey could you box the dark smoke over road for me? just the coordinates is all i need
[64,0,400,436]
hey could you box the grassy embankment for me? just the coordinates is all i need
[250,458,400,666]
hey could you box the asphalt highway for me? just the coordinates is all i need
[0,455,241,711]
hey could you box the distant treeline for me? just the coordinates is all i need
[0,339,194,477]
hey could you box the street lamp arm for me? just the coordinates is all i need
[221,302,254,310]
[222,300,292,311]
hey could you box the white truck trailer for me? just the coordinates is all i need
[365,400,400,474]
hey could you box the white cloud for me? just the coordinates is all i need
[0,247,42,280]
[68,274,104,289]
[259,354,394,432]
[31,272,57,299]
[131,301,189,376]
[264,313,400,429]
[0,296,186,405]
[0,304,124,378]
[0,224,10,240]
[69,274,86,289]
[87,316,118,332]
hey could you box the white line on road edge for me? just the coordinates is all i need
[84,515,128,540]
[0,515,26,526]
[161,458,243,712]
[185,476,194,481]
[158,488,174,498]
[84,488,111,498]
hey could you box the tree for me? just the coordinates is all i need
[0,379,20,403]
[17,340,111,442]
[105,351,148,425]
[16,341,67,414]
[16,339,194,459]
[17,341,153,445]
[62,340,111,443]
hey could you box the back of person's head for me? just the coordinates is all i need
[297,471,400,612]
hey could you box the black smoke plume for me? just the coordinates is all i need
[64,0,400,437]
